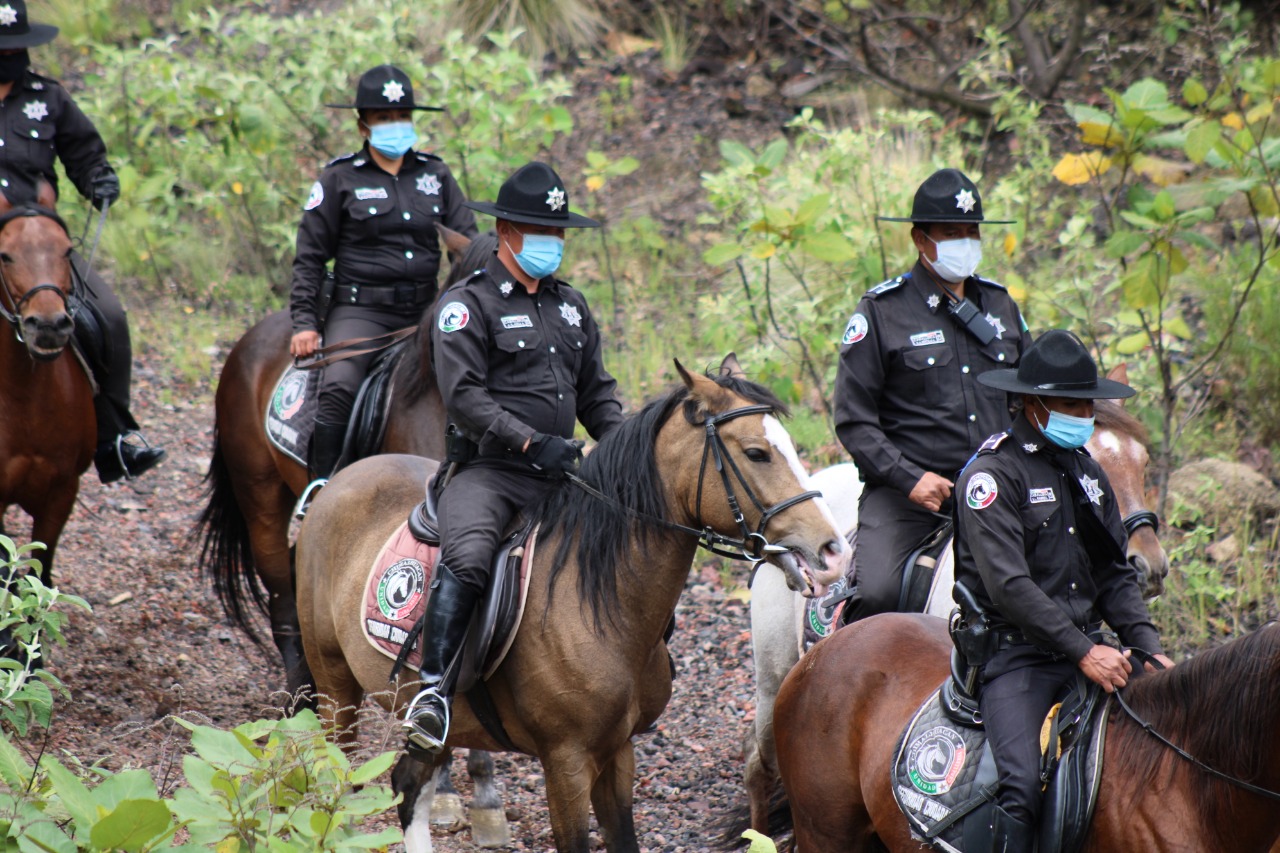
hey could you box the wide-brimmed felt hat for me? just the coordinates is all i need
[879,168,1015,224]
[0,0,57,49]
[325,65,442,111]
[465,161,600,228]
[979,330,1135,399]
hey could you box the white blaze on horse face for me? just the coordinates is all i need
[761,415,842,539]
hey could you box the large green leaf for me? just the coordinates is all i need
[348,751,397,787]
[40,760,94,836]
[1122,79,1171,110]
[799,231,857,263]
[91,769,159,814]
[0,738,31,789]
[718,140,755,168]
[1184,120,1221,164]
[1105,231,1148,259]
[89,800,172,853]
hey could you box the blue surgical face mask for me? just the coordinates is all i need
[1034,397,1095,449]
[368,121,417,159]
[509,233,564,279]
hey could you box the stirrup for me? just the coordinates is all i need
[402,689,450,757]
[293,478,328,520]
[113,431,158,480]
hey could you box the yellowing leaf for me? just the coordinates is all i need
[1052,152,1112,186]
[1003,231,1018,258]
[1222,112,1245,130]
[1079,121,1124,148]
[742,829,779,853]
[1246,101,1274,125]
[183,305,195,314]
[231,181,243,195]
[1132,155,1190,187]
[138,250,151,261]
[750,243,777,260]
[585,175,605,192]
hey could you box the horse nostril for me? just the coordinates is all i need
[53,313,73,336]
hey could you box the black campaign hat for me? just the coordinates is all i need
[465,161,600,228]
[0,0,57,48]
[879,168,1015,224]
[325,65,442,111]
[978,330,1135,399]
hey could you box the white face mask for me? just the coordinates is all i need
[926,235,982,283]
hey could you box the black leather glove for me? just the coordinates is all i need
[90,170,120,209]
[527,432,583,477]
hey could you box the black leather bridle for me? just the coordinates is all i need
[1122,508,1159,536]
[0,206,82,342]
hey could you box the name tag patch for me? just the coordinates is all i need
[910,330,946,347]
[355,187,389,200]
[1029,487,1056,504]
[501,315,533,329]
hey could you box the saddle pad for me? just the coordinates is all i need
[265,364,319,466]
[362,522,440,669]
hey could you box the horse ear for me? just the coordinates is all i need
[35,180,56,210]
[436,222,472,255]
[718,352,747,379]
[1107,363,1130,407]
[676,357,735,413]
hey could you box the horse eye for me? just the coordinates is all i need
[745,448,770,463]
[0,253,11,264]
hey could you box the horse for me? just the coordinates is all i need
[769,613,1280,851]
[295,355,852,852]
[741,379,1170,834]
[0,184,96,589]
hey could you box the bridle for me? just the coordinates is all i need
[569,403,824,561]
[1122,508,1159,536]
[0,206,82,342]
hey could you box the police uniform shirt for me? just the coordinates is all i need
[290,145,479,332]
[833,261,1027,493]
[953,414,1163,666]
[0,70,111,202]
[431,252,624,460]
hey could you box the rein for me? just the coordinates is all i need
[0,206,83,340]
[294,325,418,370]
[568,403,823,561]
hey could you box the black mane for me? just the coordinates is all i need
[536,371,788,634]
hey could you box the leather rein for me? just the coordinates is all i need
[0,206,83,340]
[569,403,823,561]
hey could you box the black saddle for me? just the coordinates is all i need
[341,340,406,466]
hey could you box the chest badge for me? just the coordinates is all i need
[927,294,941,310]
[1029,487,1055,504]
[499,281,513,296]
[986,313,1006,340]
[23,101,47,122]
[1022,443,1039,453]
[354,187,388,200]
[560,303,582,327]
[910,330,945,347]
[1079,474,1104,506]
[501,314,533,329]
[416,173,441,196]
[966,473,998,510]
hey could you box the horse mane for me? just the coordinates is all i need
[1110,622,1280,827]
[1094,398,1149,449]
[393,231,498,403]
[535,370,788,635]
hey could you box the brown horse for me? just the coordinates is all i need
[296,357,852,852]
[770,613,1280,851]
[0,186,96,587]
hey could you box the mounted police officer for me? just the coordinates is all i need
[953,330,1174,852]
[401,161,623,757]
[0,0,164,483]
[834,168,1026,621]
[289,64,477,496]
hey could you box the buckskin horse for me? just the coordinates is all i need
[768,613,1280,851]
[0,185,95,587]
[295,356,851,852]
[741,379,1170,836]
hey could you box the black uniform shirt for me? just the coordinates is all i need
[0,70,111,202]
[431,252,623,460]
[834,261,1027,494]
[290,145,478,333]
[954,415,1163,665]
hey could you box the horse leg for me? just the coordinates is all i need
[542,747,598,853]
[747,563,801,831]
[466,749,511,847]
[428,746,465,830]
[588,740,639,853]
[393,752,441,853]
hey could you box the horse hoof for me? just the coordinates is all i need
[470,807,511,847]
[430,792,464,829]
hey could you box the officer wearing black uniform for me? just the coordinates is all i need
[834,168,1026,620]
[0,0,164,483]
[953,330,1173,852]
[402,161,623,756]
[289,65,477,492]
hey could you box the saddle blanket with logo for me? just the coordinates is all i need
[265,364,320,466]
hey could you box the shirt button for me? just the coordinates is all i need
[29,129,37,138]
[968,414,976,422]
[0,139,5,146]
[558,394,564,400]
[550,346,556,353]
[1068,526,1076,534]
[518,340,525,348]
[402,211,411,220]
[962,365,970,374]
[368,207,377,214]
[0,179,7,187]
[433,205,440,213]
[927,357,936,366]
[998,353,1006,361]
[1070,582,1079,591]
[405,251,414,259]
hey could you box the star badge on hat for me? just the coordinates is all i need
[955,188,976,213]
[382,80,405,103]
[546,187,566,211]
[0,6,17,26]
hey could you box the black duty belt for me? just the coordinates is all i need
[334,281,432,308]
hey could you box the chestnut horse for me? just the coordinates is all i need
[0,188,95,587]
[296,357,852,852]
[771,614,1280,851]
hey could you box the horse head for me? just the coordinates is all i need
[0,183,75,361]
[668,354,851,597]
[1088,364,1169,598]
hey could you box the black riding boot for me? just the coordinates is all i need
[990,803,1035,853]
[294,420,346,519]
[93,400,166,485]
[402,564,479,759]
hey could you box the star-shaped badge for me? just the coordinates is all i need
[927,294,941,310]
[416,173,441,196]
[0,5,16,26]
[499,281,514,296]
[546,187,566,211]
[23,101,46,122]
[1022,443,1039,453]
[955,188,976,213]
[1079,474,1104,505]
[986,312,1005,340]
[382,80,405,103]
[560,303,582,327]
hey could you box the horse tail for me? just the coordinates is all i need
[193,424,268,642]
[710,790,794,850]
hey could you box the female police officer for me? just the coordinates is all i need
[289,64,477,495]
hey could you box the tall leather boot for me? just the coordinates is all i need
[294,420,346,519]
[93,399,166,485]
[990,803,1035,853]
[402,564,479,758]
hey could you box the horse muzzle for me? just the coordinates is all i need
[765,536,850,598]
[20,312,74,360]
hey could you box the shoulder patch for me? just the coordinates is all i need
[865,275,906,298]
[303,181,324,211]
[976,432,1010,455]
[966,472,999,510]
[437,301,470,333]
[841,312,869,345]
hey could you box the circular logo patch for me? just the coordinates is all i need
[966,472,998,510]
[303,181,324,211]
[438,301,470,333]
[271,371,308,420]
[377,558,426,621]
[841,313,868,345]
[907,726,968,795]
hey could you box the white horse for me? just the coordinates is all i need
[742,391,1170,833]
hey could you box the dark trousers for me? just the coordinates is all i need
[317,304,419,426]
[846,484,947,620]
[978,658,1078,825]
[74,252,136,438]
[437,465,552,594]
